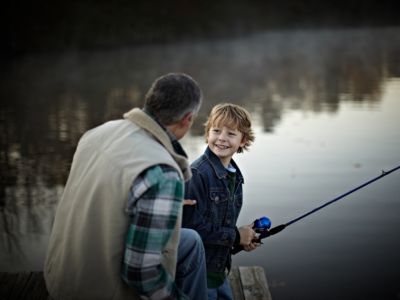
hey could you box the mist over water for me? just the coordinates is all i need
[1,26,400,300]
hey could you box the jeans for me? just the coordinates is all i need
[207,278,233,300]
[176,228,207,300]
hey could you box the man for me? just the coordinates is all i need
[44,73,207,300]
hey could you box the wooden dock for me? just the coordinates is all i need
[228,266,273,300]
[0,272,50,300]
[0,266,272,300]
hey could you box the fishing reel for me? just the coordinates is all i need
[253,216,272,242]
[253,216,271,232]
[231,216,285,254]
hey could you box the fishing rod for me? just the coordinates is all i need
[232,164,400,254]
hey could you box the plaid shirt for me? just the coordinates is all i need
[122,164,188,300]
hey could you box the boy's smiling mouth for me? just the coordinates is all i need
[215,144,229,150]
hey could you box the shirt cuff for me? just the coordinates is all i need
[234,227,240,247]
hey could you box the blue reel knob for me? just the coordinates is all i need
[254,216,271,229]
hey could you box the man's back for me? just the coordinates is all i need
[44,119,180,300]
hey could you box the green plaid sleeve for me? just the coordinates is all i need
[122,164,188,300]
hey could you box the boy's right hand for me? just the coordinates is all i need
[238,224,256,246]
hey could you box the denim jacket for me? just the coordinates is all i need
[182,147,244,273]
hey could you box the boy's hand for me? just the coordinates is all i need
[243,242,261,252]
[238,224,256,246]
[183,199,197,206]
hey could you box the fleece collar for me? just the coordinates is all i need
[123,108,192,181]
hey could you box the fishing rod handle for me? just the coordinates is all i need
[231,224,286,254]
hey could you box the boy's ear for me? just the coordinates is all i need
[240,137,247,148]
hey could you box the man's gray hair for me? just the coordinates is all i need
[143,73,202,125]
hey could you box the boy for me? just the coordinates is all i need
[182,103,257,300]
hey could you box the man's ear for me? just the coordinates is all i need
[181,111,194,127]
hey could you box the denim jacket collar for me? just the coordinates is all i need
[204,147,244,183]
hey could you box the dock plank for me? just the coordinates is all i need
[229,266,272,300]
[228,267,245,300]
[0,272,19,299]
[239,266,272,300]
[1,266,271,300]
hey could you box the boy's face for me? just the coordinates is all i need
[207,125,246,167]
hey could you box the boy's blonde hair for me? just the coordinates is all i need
[204,103,255,153]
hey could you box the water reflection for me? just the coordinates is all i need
[0,27,399,275]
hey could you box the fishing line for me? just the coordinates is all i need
[232,164,400,254]
[285,164,400,227]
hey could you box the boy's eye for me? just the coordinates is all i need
[212,128,220,133]
[229,132,237,136]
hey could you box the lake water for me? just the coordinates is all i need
[1,27,400,300]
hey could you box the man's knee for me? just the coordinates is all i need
[181,228,202,243]
[180,228,204,253]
